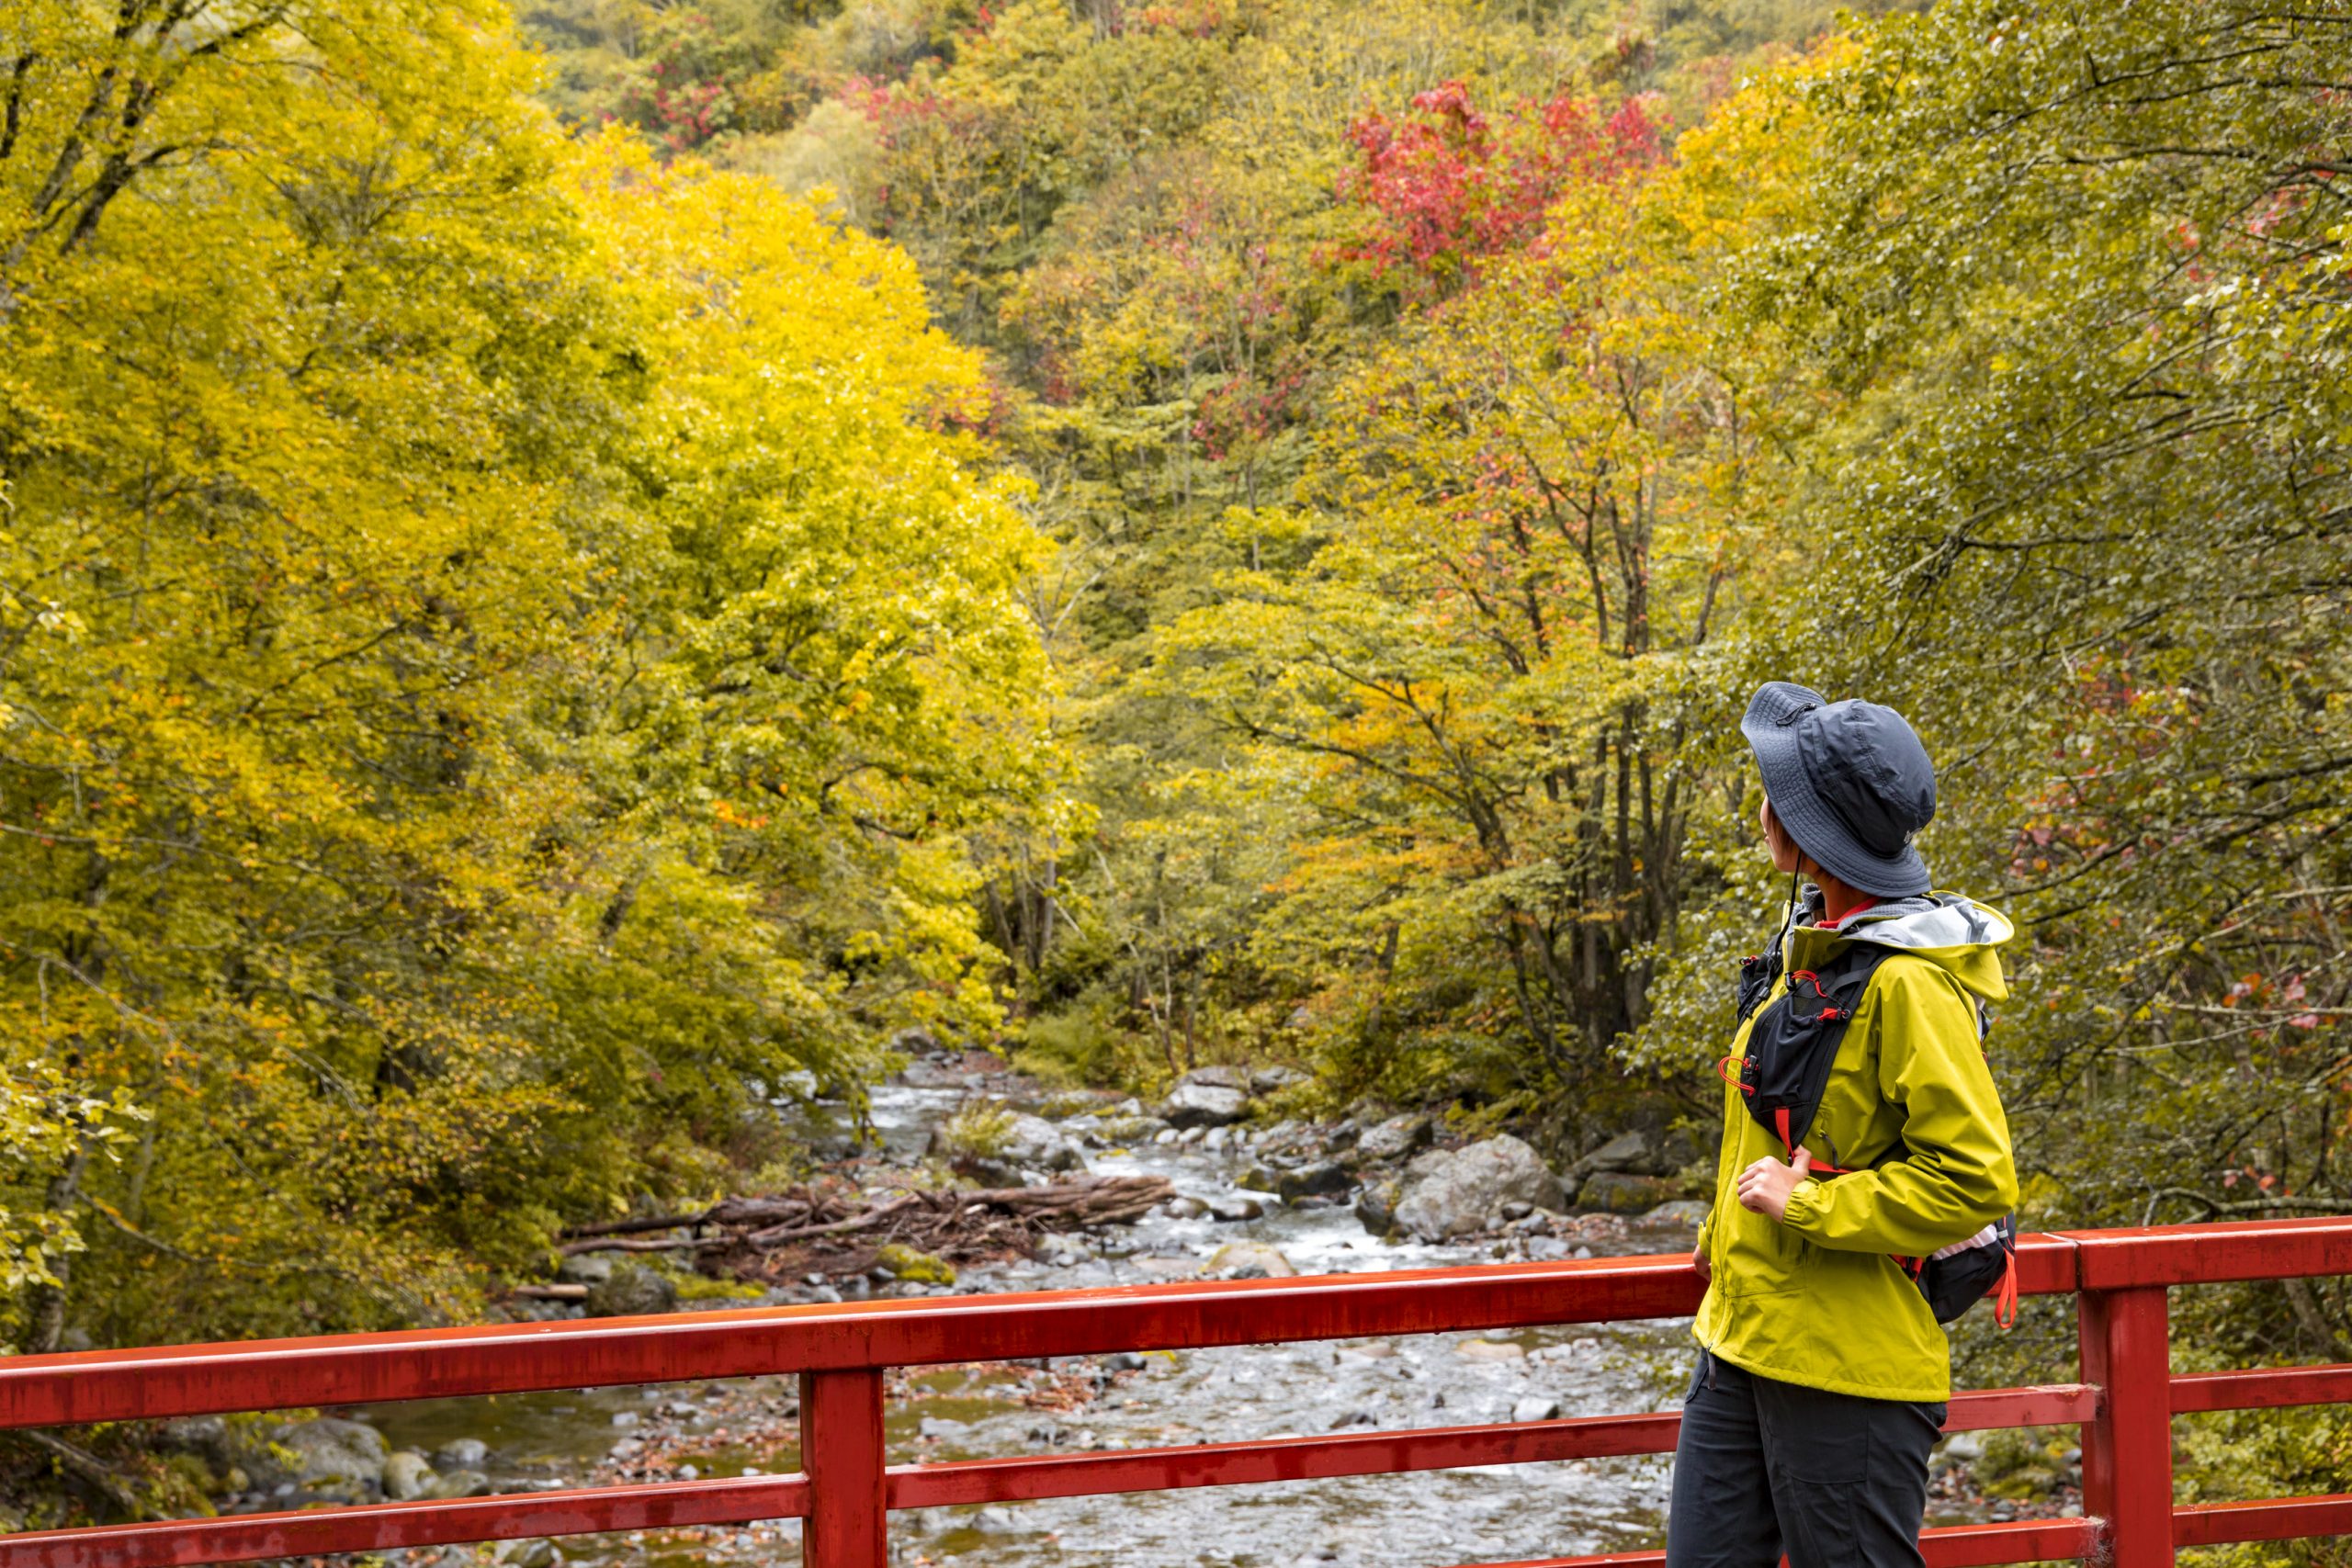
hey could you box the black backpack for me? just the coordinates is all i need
[1727,933,2018,1326]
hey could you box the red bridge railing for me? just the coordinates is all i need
[2,1215,2348,1568]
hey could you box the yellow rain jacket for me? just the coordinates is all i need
[1694,893,2019,1402]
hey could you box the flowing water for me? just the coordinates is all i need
[355,1056,1709,1568]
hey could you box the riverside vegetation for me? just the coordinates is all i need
[2,0,2348,1547]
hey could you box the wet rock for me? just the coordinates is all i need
[426,1470,494,1500]
[1161,1081,1250,1129]
[993,1113,1087,1175]
[556,1252,615,1286]
[1103,1351,1147,1372]
[1165,1195,1210,1220]
[1512,1396,1564,1422]
[1455,1338,1526,1361]
[1525,1235,1571,1261]
[888,1027,940,1055]
[1356,1114,1433,1163]
[273,1416,387,1492]
[1571,1131,1652,1177]
[1577,1172,1686,1215]
[1179,1124,1208,1145]
[1204,1125,1231,1152]
[1099,1114,1170,1143]
[1208,1196,1263,1222]
[381,1450,435,1502]
[1203,1242,1295,1279]
[1639,1198,1712,1228]
[1392,1135,1566,1241]
[1275,1160,1354,1201]
[1237,1165,1281,1190]
[1353,1179,1399,1235]
[1328,1409,1376,1428]
[585,1262,678,1317]
[493,1539,559,1568]
[435,1438,489,1469]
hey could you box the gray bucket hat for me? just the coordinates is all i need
[1741,682,1936,897]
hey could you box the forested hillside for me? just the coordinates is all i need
[4,0,2349,1536]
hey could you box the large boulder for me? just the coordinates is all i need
[1577,1172,1687,1214]
[1392,1135,1566,1241]
[1357,1114,1433,1163]
[1161,1081,1249,1129]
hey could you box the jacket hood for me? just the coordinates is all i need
[1791,888,2015,1002]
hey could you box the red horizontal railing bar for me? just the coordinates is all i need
[0,1240,2086,1433]
[1943,1383,2098,1431]
[2174,1494,2352,1547]
[0,1256,1712,1430]
[886,1384,2099,1508]
[2063,1215,2352,1290]
[887,1413,1683,1508]
[2171,1360,2352,1414]
[0,1475,813,1568]
[1462,1517,2102,1568]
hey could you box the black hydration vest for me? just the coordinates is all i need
[1730,935,2018,1326]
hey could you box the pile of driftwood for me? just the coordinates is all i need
[549,1173,1172,1286]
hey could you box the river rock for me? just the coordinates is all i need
[424,1469,495,1500]
[1356,1114,1433,1163]
[1354,1178,1399,1235]
[1455,1337,1526,1361]
[1392,1135,1566,1241]
[1275,1160,1354,1201]
[1208,1195,1263,1222]
[435,1438,490,1469]
[1165,1195,1209,1219]
[273,1416,387,1492]
[1203,1242,1295,1279]
[999,1112,1085,1171]
[585,1261,679,1317]
[1099,1114,1169,1143]
[556,1252,616,1286]
[381,1450,435,1502]
[1571,1130,1652,1177]
[1577,1172,1686,1215]
[1525,1235,1571,1260]
[1639,1199,1713,1228]
[1512,1396,1564,1422]
[1161,1081,1249,1129]
[1250,1065,1307,1093]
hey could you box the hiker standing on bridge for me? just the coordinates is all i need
[1668,682,2021,1568]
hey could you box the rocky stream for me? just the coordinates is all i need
[162,1049,2047,1568]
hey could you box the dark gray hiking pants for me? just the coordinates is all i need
[1665,1347,1946,1568]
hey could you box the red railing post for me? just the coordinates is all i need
[802,1367,888,1568]
[2079,1285,2174,1567]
